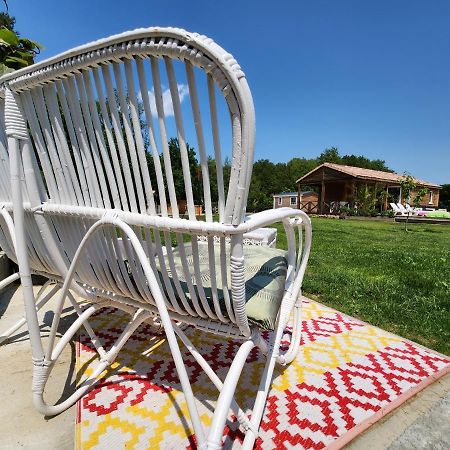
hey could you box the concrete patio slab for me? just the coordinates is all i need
[0,282,75,450]
[347,372,450,450]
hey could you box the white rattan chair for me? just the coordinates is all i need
[0,94,63,344]
[2,27,311,449]
[0,95,18,292]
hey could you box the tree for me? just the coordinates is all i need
[316,148,392,171]
[413,188,429,209]
[317,147,341,164]
[0,9,42,75]
[286,157,317,188]
[399,174,416,231]
[0,11,15,30]
[223,157,231,200]
[399,174,428,231]
[247,178,273,212]
[399,174,416,203]
[368,158,393,172]
[439,184,450,210]
[159,138,202,203]
[341,154,392,172]
[353,184,378,216]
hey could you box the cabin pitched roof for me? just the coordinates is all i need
[296,163,441,189]
[273,191,317,197]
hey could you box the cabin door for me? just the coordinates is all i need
[387,186,401,203]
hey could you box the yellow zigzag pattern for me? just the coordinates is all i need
[76,301,402,449]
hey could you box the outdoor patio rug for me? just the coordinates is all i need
[75,298,450,449]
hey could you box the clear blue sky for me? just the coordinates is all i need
[10,0,450,184]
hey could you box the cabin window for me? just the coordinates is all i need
[429,191,434,205]
[278,197,282,206]
[290,196,297,206]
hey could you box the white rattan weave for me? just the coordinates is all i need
[1,27,311,449]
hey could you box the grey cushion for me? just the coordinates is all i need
[158,243,288,331]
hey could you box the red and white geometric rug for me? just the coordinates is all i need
[75,298,449,449]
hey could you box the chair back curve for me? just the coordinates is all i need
[0,92,15,262]
[1,28,260,332]
[0,91,53,276]
[2,27,255,226]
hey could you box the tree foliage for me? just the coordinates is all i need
[399,173,428,207]
[353,185,378,216]
[439,184,450,210]
[318,147,392,172]
[318,147,341,165]
[399,173,428,231]
[399,174,417,203]
[0,10,42,75]
[146,138,203,205]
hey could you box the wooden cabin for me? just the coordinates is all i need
[273,191,319,210]
[296,163,441,214]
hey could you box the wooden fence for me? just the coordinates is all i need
[299,201,346,214]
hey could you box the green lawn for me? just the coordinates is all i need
[270,218,450,355]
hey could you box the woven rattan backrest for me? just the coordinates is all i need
[0,96,14,261]
[4,27,255,226]
[0,97,10,205]
[0,94,61,275]
[2,29,256,332]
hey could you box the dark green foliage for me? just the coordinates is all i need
[341,155,392,172]
[247,160,287,212]
[247,178,274,212]
[400,174,429,231]
[353,184,378,216]
[152,139,232,208]
[344,185,394,217]
[248,158,318,211]
[0,11,42,75]
[161,138,202,203]
[318,147,392,171]
[206,156,231,208]
[399,174,417,202]
[271,218,450,355]
[317,147,341,164]
[439,184,450,210]
[0,12,15,30]
[286,157,317,183]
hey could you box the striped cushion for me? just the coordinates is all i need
[160,243,288,330]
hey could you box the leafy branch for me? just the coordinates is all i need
[0,8,42,75]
